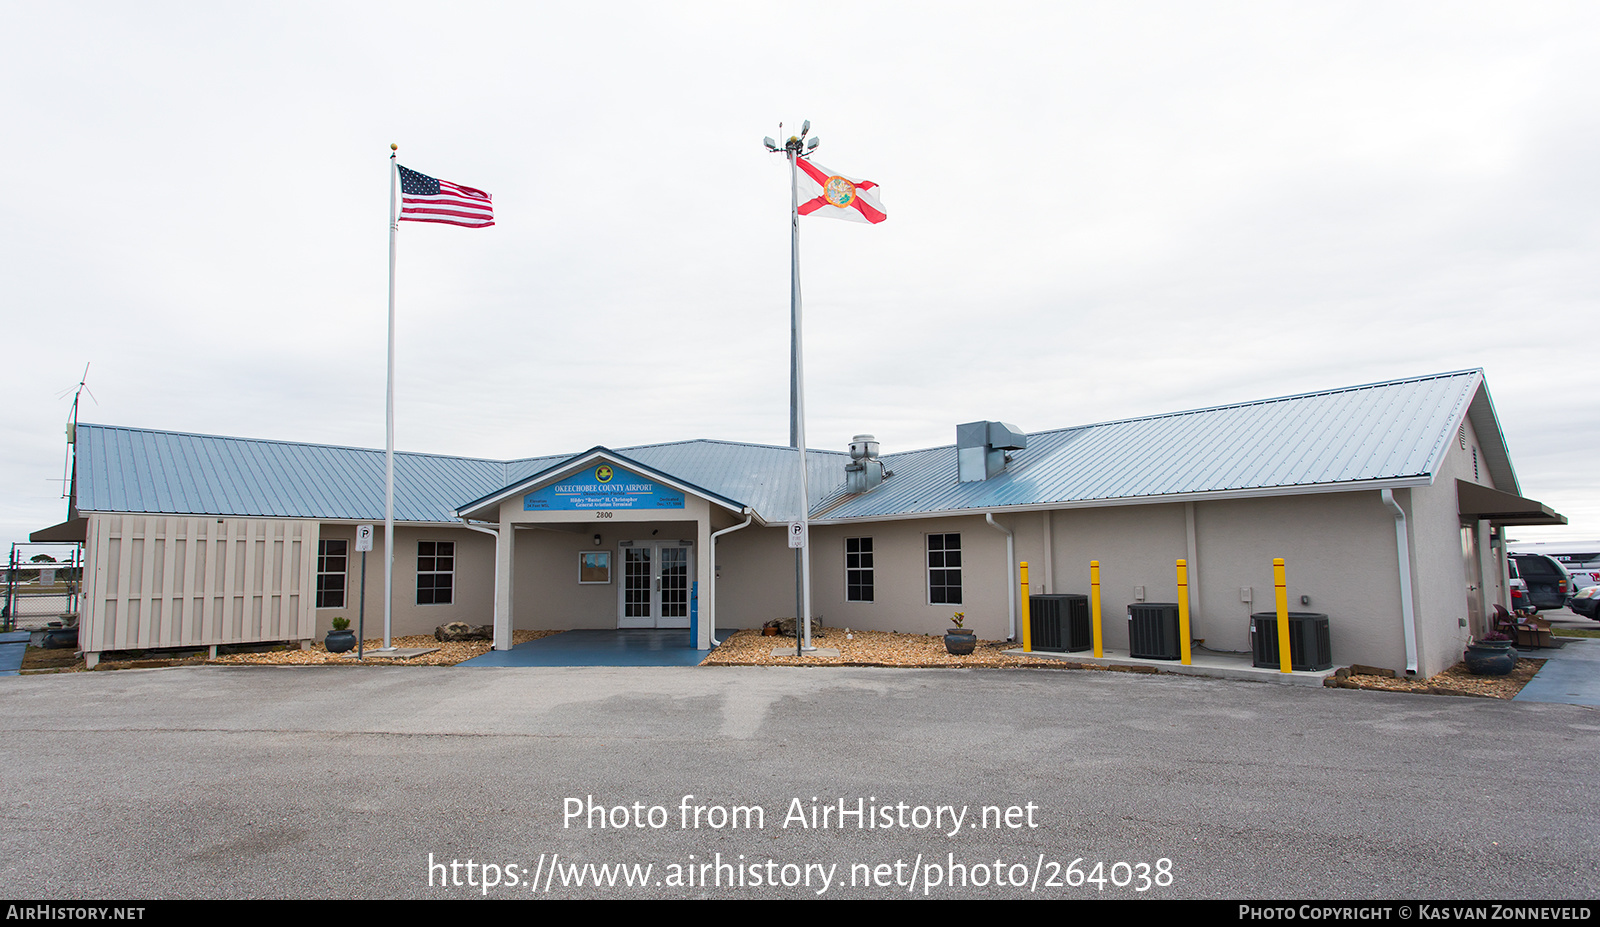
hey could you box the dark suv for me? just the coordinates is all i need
[1508,553,1572,611]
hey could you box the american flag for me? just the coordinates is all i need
[397,165,494,228]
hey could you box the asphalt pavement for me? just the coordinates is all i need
[1,662,1595,901]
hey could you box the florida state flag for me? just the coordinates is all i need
[796,159,886,224]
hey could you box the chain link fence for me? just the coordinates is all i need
[4,542,81,633]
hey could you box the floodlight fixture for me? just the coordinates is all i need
[806,137,820,150]
[800,119,810,136]
[763,137,778,151]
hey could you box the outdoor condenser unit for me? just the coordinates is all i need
[1028,594,1090,652]
[1127,603,1181,660]
[1249,612,1332,671]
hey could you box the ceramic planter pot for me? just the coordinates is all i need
[944,629,977,656]
[325,629,357,654]
[1463,639,1516,676]
[42,626,78,650]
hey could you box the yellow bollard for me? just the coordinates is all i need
[1090,560,1103,658]
[1177,559,1192,665]
[1274,558,1291,673]
[1020,561,1031,652]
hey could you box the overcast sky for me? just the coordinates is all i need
[3,1,1597,552]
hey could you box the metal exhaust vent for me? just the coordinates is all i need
[957,421,1027,482]
[845,434,889,493]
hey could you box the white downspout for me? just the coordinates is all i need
[985,513,1016,641]
[1380,490,1420,675]
[709,511,754,646]
[459,518,502,644]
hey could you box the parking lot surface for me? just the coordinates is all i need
[1,665,1595,900]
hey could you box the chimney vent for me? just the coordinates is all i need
[845,434,888,493]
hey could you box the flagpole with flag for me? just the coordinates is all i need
[379,145,494,655]
[764,123,885,655]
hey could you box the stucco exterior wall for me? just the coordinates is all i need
[1184,493,1404,669]
[1406,414,1497,678]
[491,487,717,643]
[710,526,795,629]
[807,516,1013,641]
[1038,504,1189,653]
[971,493,1416,670]
[510,520,700,630]
[312,524,495,638]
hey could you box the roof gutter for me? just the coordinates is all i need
[709,511,754,646]
[985,513,1017,641]
[1380,490,1420,675]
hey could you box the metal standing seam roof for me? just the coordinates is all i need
[71,370,1505,526]
[811,369,1500,521]
[73,426,849,524]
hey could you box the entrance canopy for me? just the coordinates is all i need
[1457,480,1566,526]
[454,446,753,524]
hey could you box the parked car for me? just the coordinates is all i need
[1507,553,1573,611]
[1508,574,1534,615]
[1569,584,1600,621]
[1508,541,1600,597]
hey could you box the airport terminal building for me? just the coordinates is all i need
[37,369,1564,676]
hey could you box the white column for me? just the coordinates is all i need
[697,517,714,650]
[493,522,514,651]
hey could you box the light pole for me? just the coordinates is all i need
[765,123,821,653]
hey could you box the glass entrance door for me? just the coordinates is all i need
[618,541,693,629]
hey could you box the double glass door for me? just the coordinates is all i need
[618,541,693,629]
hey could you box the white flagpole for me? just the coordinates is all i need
[382,144,398,652]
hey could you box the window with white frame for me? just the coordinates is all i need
[416,540,454,605]
[927,533,962,604]
[316,539,347,609]
[846,537,874,602]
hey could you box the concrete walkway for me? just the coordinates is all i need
[1002,642,1337,687]
[0,631,27,676]
[1514,634,1600,707]
[457,628,740,667]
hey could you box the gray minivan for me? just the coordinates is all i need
[1507,553,1574,611]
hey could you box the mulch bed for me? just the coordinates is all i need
[701,628,1082,668]
[1324,657,1544,699]
[20,630,559,672]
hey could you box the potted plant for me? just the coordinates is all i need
[325,616,357,654]
[944,612,977,656]
[1463,631,1516,676]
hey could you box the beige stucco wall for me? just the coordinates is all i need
[1183,493,1404,669]
[312,524,495,638]
[487,479,721,646]
[711,526,796,629]
[290,420,1493,673]
[1406,414,1498,677]
[807,516,1014,641]
[510,520,701,630]
[985,491,1423,672]
[1034,504,1190,654]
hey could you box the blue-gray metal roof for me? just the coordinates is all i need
[73,426,846,524]
[72,370,1505,525]
[73,426,511,522]
[812,369,1500,520]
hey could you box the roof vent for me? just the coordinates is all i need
[845,434,890,493]
[957,421,1027,482]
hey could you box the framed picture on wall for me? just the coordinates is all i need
[579,551,612,584]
